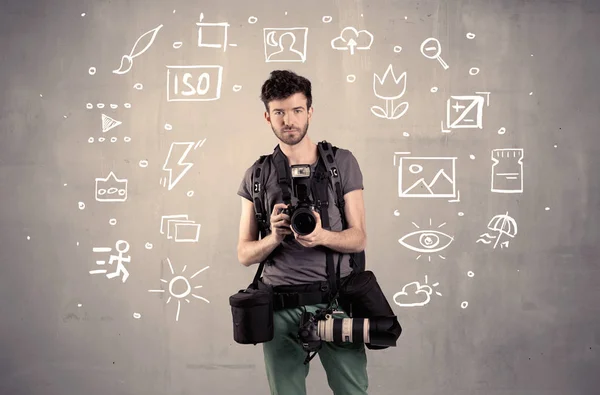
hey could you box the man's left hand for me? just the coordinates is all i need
[293,210,327,248]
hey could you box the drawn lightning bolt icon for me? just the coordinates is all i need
[161,139,206,190]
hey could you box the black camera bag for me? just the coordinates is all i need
[338,270,402,350]
[229,261,274,345]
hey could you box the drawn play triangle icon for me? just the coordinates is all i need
[101,114,122,133]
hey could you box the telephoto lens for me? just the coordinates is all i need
[317,315,399,347]
[318,315,369,344]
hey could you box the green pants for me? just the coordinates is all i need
[263,303,369,395]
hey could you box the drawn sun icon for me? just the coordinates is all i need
[398,218,454,262]
[148,258,210,322]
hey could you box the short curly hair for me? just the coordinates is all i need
[260,70,312,112]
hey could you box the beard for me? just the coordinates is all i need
[272,122,309,146]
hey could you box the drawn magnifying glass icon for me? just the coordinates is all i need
[420,37,449,70]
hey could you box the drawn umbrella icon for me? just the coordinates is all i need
[481,212,518,249]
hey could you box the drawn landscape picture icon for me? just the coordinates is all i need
[398,157,457,198]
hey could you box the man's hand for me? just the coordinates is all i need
[293,209,328,248]
[270,203,293,243]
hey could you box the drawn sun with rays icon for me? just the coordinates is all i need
[148,258,210,322]
[398,218,454,262]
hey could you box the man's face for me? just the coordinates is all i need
[265,92,312,146]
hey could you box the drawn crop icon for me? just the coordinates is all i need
[398,218,454,262]
[148,258,210,322]
[371,64,409,120]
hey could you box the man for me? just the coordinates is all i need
[236,70,369,395]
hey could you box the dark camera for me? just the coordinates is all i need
[281,164,318,236]
[297,308,399,354]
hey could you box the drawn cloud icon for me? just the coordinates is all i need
[331,27,374,52]
[393,281,434,307]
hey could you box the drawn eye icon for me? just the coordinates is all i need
[398,230,454,253]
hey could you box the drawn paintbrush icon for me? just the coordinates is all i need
[113,24,164,75]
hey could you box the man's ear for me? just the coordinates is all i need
[264,111,271,124]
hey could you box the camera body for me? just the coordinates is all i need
[298,309,326,353]
[281,164,319,236]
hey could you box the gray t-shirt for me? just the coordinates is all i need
[237,146,364,286]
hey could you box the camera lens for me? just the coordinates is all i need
[291,208,316,235]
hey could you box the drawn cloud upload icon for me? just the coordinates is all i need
[331,27,374,55]
[393,277,441,307]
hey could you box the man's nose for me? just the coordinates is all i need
[283,113,292,125]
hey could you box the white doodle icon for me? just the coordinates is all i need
[393,275,442,307]
[95,171,127,202]
[371,64,409,120]
[491,148,524,193]
[398,156,457,199]
[89,240,131,283]
[196,12,233,51]
[167,65,223,102]
[161,139,206,191]
[330,26,373,55]
[476,212,518,249]
[113,24,163,75]
[101,114,122,133]
[160,215,201,242]
[398,218,453,262]
[420,37,449,70]
[263,28,308,63]
[441,92,490,133]
[148,258,210,322]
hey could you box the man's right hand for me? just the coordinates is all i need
[270,203,292,242]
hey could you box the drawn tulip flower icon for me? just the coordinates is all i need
[371,64,409,120]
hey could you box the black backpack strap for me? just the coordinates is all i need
[252,155,271,239]
[310,156,340,299]
[272,145,293,207]
[249,153,273,288]
[318,141,365,274]
[317,141,346,229]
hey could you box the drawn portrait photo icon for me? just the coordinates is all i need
[398,230,453,253]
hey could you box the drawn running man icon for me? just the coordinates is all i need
[90,240,131,283]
